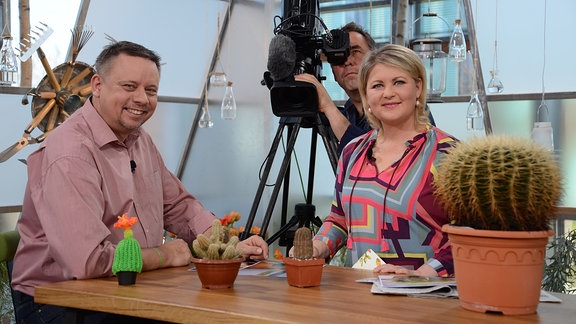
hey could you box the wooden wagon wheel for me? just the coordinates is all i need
[31,61,95,132]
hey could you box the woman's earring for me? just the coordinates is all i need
[368,107,372,113]
[416,99,421,106]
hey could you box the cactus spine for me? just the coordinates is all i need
[191,219,243,260]
[293,227,314,260]
[434,135,563,231]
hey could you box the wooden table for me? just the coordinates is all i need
[35,264,576,323]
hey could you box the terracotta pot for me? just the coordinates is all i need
[190,257,244,289]
[116,271,138,286]
[283,257,324,288]
[443,224,553,315]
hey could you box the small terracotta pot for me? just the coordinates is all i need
[190,257,244,289]
[116,271,138,286]
[283,257,325,288]
[443,224,553,315]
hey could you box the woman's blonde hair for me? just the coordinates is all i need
[358,44,430,131]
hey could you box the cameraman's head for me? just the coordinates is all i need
[330,22,376,98]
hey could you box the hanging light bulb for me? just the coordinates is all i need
[199,97,214,128]
[448,19,466,62]
[487,70,504,94]
[487,1,504,94]
[0,34,19,86]
[209,72,228,87]
[466,92,484,133]
[221,81,237,120]
[531,102,554,151]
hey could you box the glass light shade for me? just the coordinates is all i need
[448,19,467,62]
[487,70,504,94]
[466,93,484,132]
[531,122,554,151]
[198,98,214,128]
[411,39,447,103]
[221,82,237,120]
[0,36,19,86]
[209,72,228,87]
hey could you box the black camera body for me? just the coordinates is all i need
[267,0,350,118]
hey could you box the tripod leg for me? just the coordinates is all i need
[265,215,300,245]
[316,115,339,173]
[240,118,289,240]
[240,118,303,240]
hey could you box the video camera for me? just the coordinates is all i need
[265,0,350,118]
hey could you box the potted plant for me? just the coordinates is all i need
[112,214,143,286]
[283,227,325,288]
[434,135,563,315]
[190,219,244,289]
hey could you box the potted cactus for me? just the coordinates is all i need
[112,214,143,286]
[434,135,563,315]
[283,227,325,288]
[190,219,244,289]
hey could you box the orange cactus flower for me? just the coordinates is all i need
[229,227,239,236]
[114,213,138,231]
[273,248,283,259]
[250,226,261,235]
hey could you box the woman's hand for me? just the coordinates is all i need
[373,264,438,277]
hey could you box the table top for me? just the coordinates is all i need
[35,263,576,323]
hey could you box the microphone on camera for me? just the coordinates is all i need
[267,34,296,81]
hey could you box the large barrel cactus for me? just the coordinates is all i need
[434,135,563,231]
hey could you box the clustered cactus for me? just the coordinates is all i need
[434,135,563,231]
[292,227,314,260]
[192,219,243,260]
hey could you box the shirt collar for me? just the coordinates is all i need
[82,98,141,148]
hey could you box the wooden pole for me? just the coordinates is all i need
[19,0,31,87]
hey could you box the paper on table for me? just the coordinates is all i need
[352,249,385,270]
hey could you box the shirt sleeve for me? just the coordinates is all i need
[29,153,116,280]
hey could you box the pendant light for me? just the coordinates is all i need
[448,0,466,62]
[487,0,504,94]
[221,81,237,120]
[531,0,553,151]
[410,0,451,103]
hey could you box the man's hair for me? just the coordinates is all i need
[340,22,377,50]
[94,41,162,76]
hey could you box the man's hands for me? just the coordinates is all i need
[142,239,191,271]
[237,235,269,261]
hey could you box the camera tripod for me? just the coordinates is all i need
[239,114,338,247]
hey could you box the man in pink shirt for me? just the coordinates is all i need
[11,41,268,323]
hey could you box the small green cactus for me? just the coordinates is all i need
[112,227,143,274]
[434,135,563,231]
[191,219,243,260]
[293,227,314,260]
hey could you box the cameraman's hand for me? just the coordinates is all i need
[294,73,350,140]
[294,73,337,114]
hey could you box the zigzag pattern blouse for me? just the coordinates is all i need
[315,125,457,276]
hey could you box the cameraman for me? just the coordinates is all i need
[295,22,435,155]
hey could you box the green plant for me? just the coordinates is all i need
[292,227,313,260]
[542,229,576,294]
[192,219,243,260]
[112,214,143,274]
[434,135,563,231]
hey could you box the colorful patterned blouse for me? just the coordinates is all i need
[314,125,457,276]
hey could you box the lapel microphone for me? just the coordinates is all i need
[130,160,137,173]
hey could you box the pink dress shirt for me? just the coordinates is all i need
[12,99,216,296]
